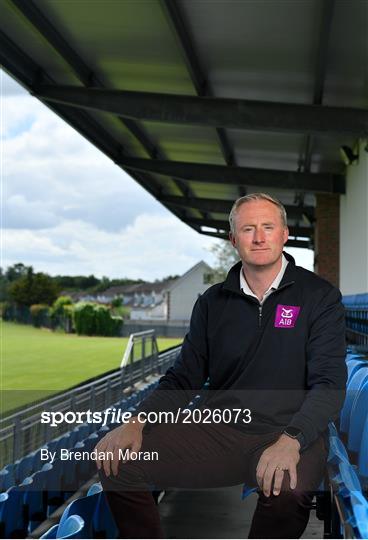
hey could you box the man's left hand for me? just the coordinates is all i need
[256,434,301,497]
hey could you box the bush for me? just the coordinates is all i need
[30,304,51,328]
[53,296,73,311]
[111,305,131,320]
[73,303,122,336]
[51,296,73,332]
[111,296,123,309]
[73,303,96,335]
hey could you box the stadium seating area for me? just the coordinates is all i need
[1,339,367,537]
[0,383,156,538]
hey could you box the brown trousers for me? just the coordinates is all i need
[98,422,328,539]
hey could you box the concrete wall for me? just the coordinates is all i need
[340,139,368,295]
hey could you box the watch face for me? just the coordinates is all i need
[285,427,301,438]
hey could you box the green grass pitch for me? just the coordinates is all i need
[1,322,182,414]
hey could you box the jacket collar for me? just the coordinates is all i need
[223,251,297,294]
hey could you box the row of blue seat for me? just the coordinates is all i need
[0,382,156,493]
[328,423,368,539]
[340,351,368,489]
[0,382,157,538]
[327,348,368,538]
[0,430,106,538]
[40,483,117,539]
[343,293,368,307]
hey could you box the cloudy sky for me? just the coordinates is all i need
[1,69,313,281]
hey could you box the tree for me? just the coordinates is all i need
[5,263,31,282]
[9,269,60,306]
[156,275,180,282]
[209,240,240,281]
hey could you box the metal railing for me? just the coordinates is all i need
[121,329,158,376]
[0,332,181,468]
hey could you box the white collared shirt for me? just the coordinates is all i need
[240,254,288,305]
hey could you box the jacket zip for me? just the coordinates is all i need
[239,281,295,328]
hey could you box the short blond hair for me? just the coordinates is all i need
[229,193,287,234]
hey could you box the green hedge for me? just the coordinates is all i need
[1,302,32,324]
[50,296,73,332]
[30,304,51,328]
[73,302,122,336]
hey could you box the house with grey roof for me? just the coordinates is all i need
[129,261,214,322]
[67,261,215,325]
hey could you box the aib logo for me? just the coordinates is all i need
[274,305,301,328]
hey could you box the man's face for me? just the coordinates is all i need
[229,200,288,268]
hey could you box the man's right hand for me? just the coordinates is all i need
[95,416,145,477]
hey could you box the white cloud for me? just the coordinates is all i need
[2,81,165,234]
[3,214,220,279]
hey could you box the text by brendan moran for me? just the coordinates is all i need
[40,448,159,464]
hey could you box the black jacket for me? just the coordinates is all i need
[138,252,347,449]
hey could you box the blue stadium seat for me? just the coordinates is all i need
[14,453,34,483]
[328,435,350,465]
[61,444,87,493]
[358,417,368,486]
[41,516,86,539]
[76,433,100,481]
[0,478,32,538]
[97,425,110,439]
[48,434,71,455]
[340,368,368,434]
[56,515,86,539]
[24,475,47,532]
[23,464,55,532]
[347,379,368,453]
[74,424,90,442]
[86,482,102,496]
[68,427,81,449]
[46,460,66,515]
[40,523,58,538]
[332,461,362,496]
[349,491,368,540]
[347,360,366,384]
[0,467,14,492]
[346,354,364,363]
[58,493,99,538]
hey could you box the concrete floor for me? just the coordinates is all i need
[159,487,324,539]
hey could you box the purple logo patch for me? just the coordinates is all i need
[274,305,300,328]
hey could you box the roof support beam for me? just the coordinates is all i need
[302,0,335,172]
[0,31,203,228]
[161,195,315,220]
[117,156,345,193]
[10,0,202,210]
[161,0,234,165]
[35,85,368,137]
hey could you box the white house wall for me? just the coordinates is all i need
[169,264,212,321]
[130,303,166,321]
[340,139,368,295]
